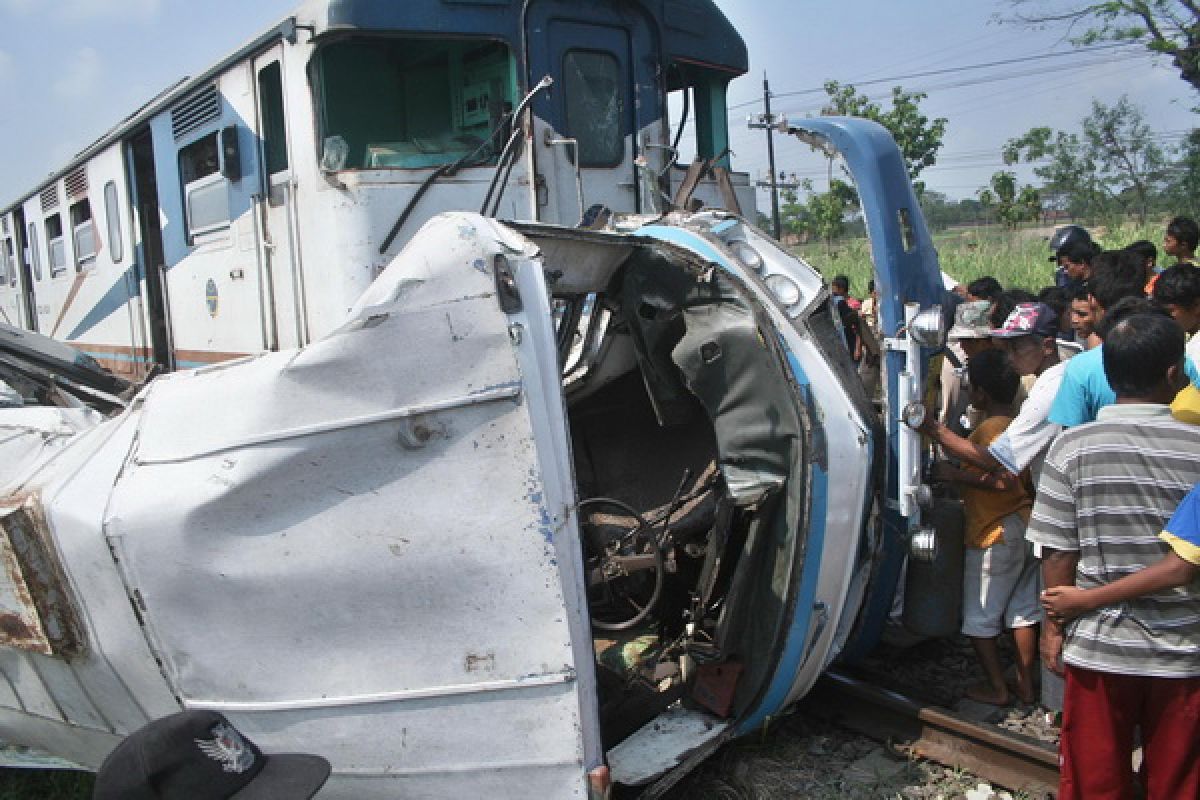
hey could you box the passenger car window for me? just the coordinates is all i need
[1,238,13,286]
[27,223,42,282]
[258,63,289,175]
[563,50,622,167]
[45,214,66,277]
[104,181,123,264]
[71,198,97,270]
[179,132,230,239]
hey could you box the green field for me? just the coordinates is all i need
[793,220,1165,297]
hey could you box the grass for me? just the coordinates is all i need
[792,219,1165,297]
[0,770,92,800]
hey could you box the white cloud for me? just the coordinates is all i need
[53,47,102,99]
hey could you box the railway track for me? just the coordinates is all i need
[801,670,1059,798]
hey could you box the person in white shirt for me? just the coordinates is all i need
[912,302,1065,485]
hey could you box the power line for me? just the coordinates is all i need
[728,41,1140,113]
[762,51,1154,120]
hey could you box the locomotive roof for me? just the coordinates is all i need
[2,0,746,213]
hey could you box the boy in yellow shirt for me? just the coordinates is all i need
[934,348,1040,705]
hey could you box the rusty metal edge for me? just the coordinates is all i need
[0,494,87,658]
[802,670,1058,797]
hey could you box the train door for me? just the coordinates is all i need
[127,128,174,371]
[252,46,307,351]
[526,2,662,223]
[12,209,37,332]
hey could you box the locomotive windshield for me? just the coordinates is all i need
[313,37,517,171]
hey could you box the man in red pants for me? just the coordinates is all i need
[1026,310,1200,800]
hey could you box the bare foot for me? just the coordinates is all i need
[1007,675,1038,705]
[1013,681,1036,706]
[965,681,1011,706]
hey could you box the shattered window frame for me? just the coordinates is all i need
[562,49,624,168]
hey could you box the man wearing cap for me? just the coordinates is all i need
[939,300,995,435]
[912,302,1067,487]
[93,710,330,799]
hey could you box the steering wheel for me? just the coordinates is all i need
[579,497,664,632]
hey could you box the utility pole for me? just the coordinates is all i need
[747,73,782,239]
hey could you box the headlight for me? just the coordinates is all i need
[909,306,945,348]
[901,402,926,430]
[730,241,764,273]
[909,526,938,563]
[765,274,801,307]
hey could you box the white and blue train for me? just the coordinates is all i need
[0,0,753,377]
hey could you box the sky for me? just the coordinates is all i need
[0,0,1194,209]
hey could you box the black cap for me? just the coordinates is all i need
[94,710,331,800]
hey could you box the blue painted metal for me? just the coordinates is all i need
[65,272,138,342]
[634,224,727,265]
[735,349,826,734]
[783,117,943,663]
[319,0,747,75]
[525,12,657,166]
[629,225,831,735]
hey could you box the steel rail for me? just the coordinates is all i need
[802,670,1058,797]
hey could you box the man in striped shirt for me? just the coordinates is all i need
[1027,310,1200,800]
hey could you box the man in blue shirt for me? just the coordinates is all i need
[1049,249,1179,427]
[1050,298,1200,426]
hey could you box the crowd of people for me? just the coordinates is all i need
[876,217,1200,800]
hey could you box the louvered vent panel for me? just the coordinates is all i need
[171,85,221,140]
[65,166,88,199]
[40,186,59,212]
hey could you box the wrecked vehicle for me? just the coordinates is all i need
[0,118,943,798]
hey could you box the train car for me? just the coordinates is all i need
[0,117,946,798]
[0,0,753,379]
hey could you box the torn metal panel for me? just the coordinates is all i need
[102,211,589,796]
[0,498,84,658]
[0,407,105,494]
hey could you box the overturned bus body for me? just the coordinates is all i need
[0,119,944,797]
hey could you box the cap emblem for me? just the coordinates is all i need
[196,722,255,774]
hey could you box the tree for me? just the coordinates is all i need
[1006,1,1200,95]
[1164,129,1200,217]
[821,81,949,195]
[1003,96,1165,223]
[779,179,857,250]
[1080,96,1167,222]
[1004,126,1107,220]
[978,171,1042,228]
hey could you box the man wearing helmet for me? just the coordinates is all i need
[1050,225,1096,293]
